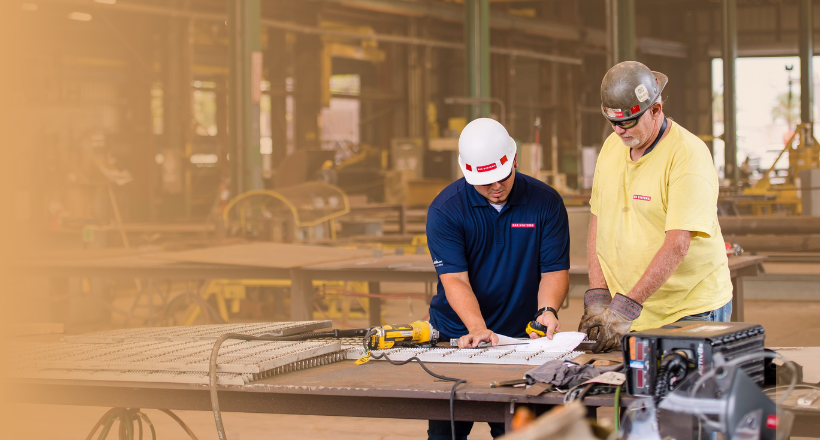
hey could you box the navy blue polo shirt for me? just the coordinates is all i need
[426,173,570,339]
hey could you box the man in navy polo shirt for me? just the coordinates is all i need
[425,118,570,440]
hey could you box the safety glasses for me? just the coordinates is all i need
[478,170,513,187]
[610,115,641,129]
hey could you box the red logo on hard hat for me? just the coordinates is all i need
[477,163,497,173]
[500,155,508,165]
[466,164,472,171]
[633,195,651,201]
[630,105,640,114]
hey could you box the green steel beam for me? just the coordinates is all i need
[465,0,490,120]
[608,0,636,64]
[228,0,263,195]
[800,0,814,127]
[723,0,738,182]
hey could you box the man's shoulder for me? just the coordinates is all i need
[429,178,468,211]
[519,173,563,205]
[666,121,718,170]
[667,121,710,153]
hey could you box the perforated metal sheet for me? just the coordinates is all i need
[17,351,348,385]
[347,347,582,366]
[7,322,345,385]
[62,321,332,344]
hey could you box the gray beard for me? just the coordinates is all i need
[621,136,642,148]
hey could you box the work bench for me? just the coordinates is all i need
[18,248,766,326]
[301,254,768,325]
[7,347,819,438]
[4,357,625,434]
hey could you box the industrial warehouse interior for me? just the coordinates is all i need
[3,0,820,439]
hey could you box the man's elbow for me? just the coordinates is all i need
[674,242,690,259]
[667,231,691,259]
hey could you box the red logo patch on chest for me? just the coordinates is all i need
[511,223,535,228]
[633,195,651,201]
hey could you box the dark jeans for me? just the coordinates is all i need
[427,420,506,440]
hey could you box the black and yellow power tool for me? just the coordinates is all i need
[367,320,440,350]
[278,321,438,349]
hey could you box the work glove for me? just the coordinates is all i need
[577,288,612,341]
[578,293,642,353]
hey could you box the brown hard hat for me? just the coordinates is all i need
[600,61,668,122]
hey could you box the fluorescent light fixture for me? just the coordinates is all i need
[94,0,116,4]
[68,12,92,21]
[21,3,38,11]
[190,154,218,164]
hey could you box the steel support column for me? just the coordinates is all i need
[465,0,490,120]
[228,0,263,196]
[408,19,423,138]
[607,0,635,65]
[722,0,738,182]
[799,0,814,130]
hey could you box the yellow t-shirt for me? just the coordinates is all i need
[589,120,732,331]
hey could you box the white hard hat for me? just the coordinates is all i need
[457,118,516,185]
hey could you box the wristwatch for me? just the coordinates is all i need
[534,306,559,320]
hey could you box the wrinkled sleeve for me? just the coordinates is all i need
[426,206,469,275]
[666,172,717,237]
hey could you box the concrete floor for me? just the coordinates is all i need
[6,282,820,439]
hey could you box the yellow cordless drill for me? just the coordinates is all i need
[367,320,440,350]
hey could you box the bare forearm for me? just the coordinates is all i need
[440,273,486,332]
[626,230,691,304]
[588,215,608,289]
[538,270,568,311]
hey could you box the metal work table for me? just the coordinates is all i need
[4,359,624,433]
[19,251,766,326]
[8,347,816,437]
[301,255,767,326]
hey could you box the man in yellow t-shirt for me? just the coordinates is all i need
[579,61,732,353]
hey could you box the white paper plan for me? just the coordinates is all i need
[494,331,587,352]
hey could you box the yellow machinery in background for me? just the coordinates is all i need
[176,278,379,326]
[223,182,350,242]
[740,123,820,215]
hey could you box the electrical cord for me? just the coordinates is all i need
[85,408,192,440]
[653,351,690,405]
[360,328,466,440]
[208,330,466,440]
[614,384,621,432]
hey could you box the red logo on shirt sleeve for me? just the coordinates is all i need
[633,195,651,201]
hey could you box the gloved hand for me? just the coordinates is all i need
[578,293,642,353]
[577,288,612,341]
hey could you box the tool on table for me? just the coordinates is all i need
[354,321,464,440]
[526,307,558,337]
[490,379,528,388]
[272,320,438,351]
[797,389,820,407]
[366,320,439,350]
